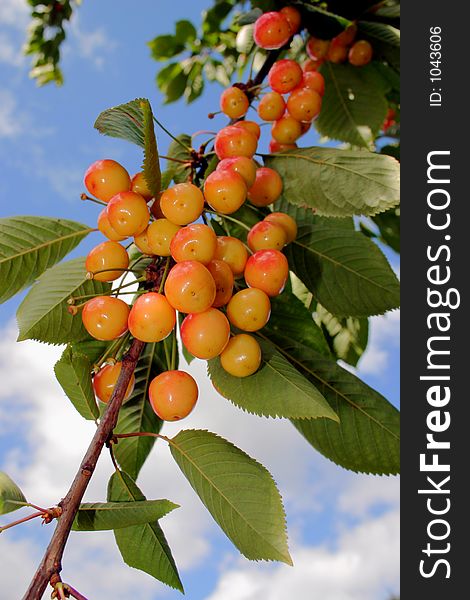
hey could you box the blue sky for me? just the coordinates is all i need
[0,1,400,599]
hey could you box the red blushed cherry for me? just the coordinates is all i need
[247,220,287,252]
[93,362,135,404]
[128,292,176,342]
[306,37,330,60]
[217,157,257,188]
[82,296,130,341]
[271,115,302,144]
[248,167,283,207]
[333,23,357,47]
[269,139,297,153]
[233,120,261,141]
[279,6,302,35]
[297,71,325,96]
[244,249,289,297]
[214,126,258,160]
[268,59,303,94]
[180,308,230,359]
[149,370,198,421]
[253,11,291,50]
[170,223,217,265]
[303,58,323,72]
[84,159,130,203]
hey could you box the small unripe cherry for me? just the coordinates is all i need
[82,296,130,341]
[298,71,325,96]
[84,159,130,203]
[97,209,126,242]
[233,120,261,140]
[303,58,323,72]
[258,92,286,122]
[264,212,297,243]
[214,236,248,277]
[247,220,287,252]
[217,157,257,188]
[268,59,303,94]
[214,126,258,160]
[206,259,234,307]
[244,249,289,297]
[128,292,176,342]
[170,223,217,265]
[227,288,271,332]
[159,182,205,226]
[131,172,153,201]
[93,362,135,404]
[134,227,154,255]
[279,6,302,35]
[348,40,373,66]
[287,88,322,122]
[333,23,357,47]
[271,115,302,144]
[268,139,297,153]
[85,241,129,282]
[248,167,283,207]
[306,37,330,60]
[149,370,198,421]
[204,169,247,214]
[220,334,262,377]
[107,191,149,237]
[326,41,348,64]
[220,86,249,119]
[164,261,216,313]
[253,11,291,50]
[146,219,181,256]
[181,308,230,359]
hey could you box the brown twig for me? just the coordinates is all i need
[65,583,89,600]
[22,338,145,600]
[0,510,44,533]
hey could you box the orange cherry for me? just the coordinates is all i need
[180,308,230,359]
[106,191,149,237]
[159,183,205,226]
[97,209,126,242]
[248,167,283,207]
[220,334,262,377]
[247,220,287,251]
[164,261,216,313]
[93,362,135,404]
[170,223,217,265]
[149,370,198,421]
[217,157,257,188]
[227,288,271,332]
[214,236,249,277]
[84,159,130,203]
[244,249,289,297]
[214,126,258,160]
[131,172,153,201]
[204,169,247,214]
[128,292,176,342]
[85,241,129,282]
[82,296,130,341]
[206,259,234,307]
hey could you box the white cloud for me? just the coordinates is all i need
[357,310,400,376]
[67,14,117,70]
[0,90,24,138]
[0,31,24,66]
[204,510,399,600]
[0,0,29,28]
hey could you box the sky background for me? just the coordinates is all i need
[0,1,400,599]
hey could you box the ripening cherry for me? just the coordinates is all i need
[146,218,181,256]
[233,120,261,141]
[97,209,126,242]
[159,183,205,226]
[306,37,330,60]
[220,86,250,119]
[298,71,325,96]
[133,227,154,255]
[287,88,322,122]
[227,288,271,332]
[181,308,230,359]
[244,249,289,297]
[348,40,373,66]
[326,41,348,64]
[84,159,131,203]
[247,220,287,252]
[253,11,291,50]
[333,23,357,47]
[279,6,302,35]
[206,259,234,307]
[131,172,153,201]
[268,139,297,153]
[268,59,303,94]
[93,362,135,404]
[128,292,176,342]
[217,157,257,188]
[164,261,216,313]
[220,334,262,377]
[204,169,247,214]
[248,167,283,207]
[214,126,258,160]
[303,57,323,72]
[82,296,130,341]
[170,223,217,265]
[149,370,198,421]
[85,241,129,282]
[107,191,149,237]
[264,212,297,243]
[258,91,286,122]
[214,236,248,277]
[271,115,302,144]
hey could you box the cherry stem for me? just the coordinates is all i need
[0,510,44,533]
[153,116,192,151]
[205,210,250,231]
[114,431,170,442]
[159,154,192,164]
[170,330,177,371]
[80,193,106,207]
[158,257,171,294]
[65,583,89,600]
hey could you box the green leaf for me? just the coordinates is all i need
[108,471,183,592]
[358,21,400,71]
[141,99,161,197]
[113,342,167,479]
[313,304,369,367]
[54,347,99,421]
[16,257,110,344]
[169,429,292,564]
[265,146,400,217]
[72,500,178,531]
[157,63,182,94]
[165,134,192,184]
[372,207,400,253]
[0,217,92,304]
[164,70,189,104]
[0,472,27,515]
[316,62,389,147]
[286,225,400,317]
[70,339,108,364]
[175,20,197,44]
[148,35,185,60]
[209,336,337,420]
[274,197,354,229]
[94,98,146,148]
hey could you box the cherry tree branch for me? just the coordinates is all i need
[22,338,145,600]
